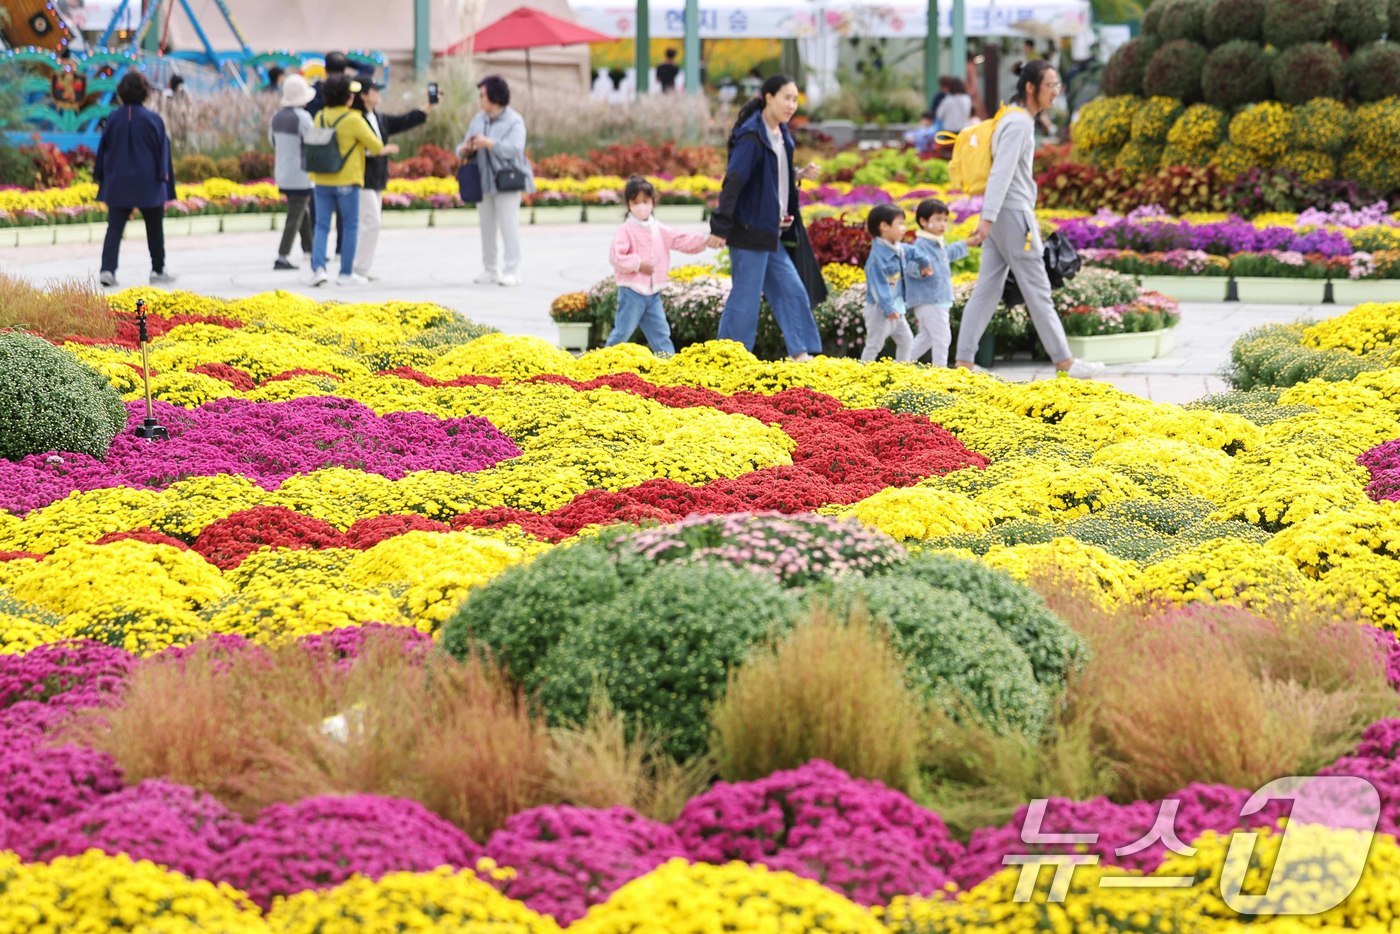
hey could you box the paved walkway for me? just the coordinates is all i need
[3,220,1351,404]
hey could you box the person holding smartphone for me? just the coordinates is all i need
[351,79,435,280]
[707,74,824,360]
[457,75,535,287]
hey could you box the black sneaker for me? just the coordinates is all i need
[274,257,299,270]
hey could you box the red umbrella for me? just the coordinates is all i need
[443,5,614,91]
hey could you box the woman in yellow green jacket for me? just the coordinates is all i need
[309,75,397,287]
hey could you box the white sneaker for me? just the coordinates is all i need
[474,271,499,285]
[99,271,117,287]
[1066,359,1106,379]
[149,271,177,285]
[309,268,329,287]
[497,273,520,287]
[335,273,370,287]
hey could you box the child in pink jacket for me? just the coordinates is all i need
[607,175,708,354]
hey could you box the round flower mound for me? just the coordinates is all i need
[0,397,521,515]
[0,742,124,824]
[1360,436,1400,502]
[673,761,962,906]
[953,784,1287,890]
[213,794,482,909]
[0,638,132,711]
[192,506,346,570]
[615,512,907,589]
[0,849,266,933]
[484,805,684,924]
[1164,823,1400,926]
[22,778,246,880]
[567,858,887,934]
[267,865,562,934]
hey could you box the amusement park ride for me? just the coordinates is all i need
[0,0,385,149]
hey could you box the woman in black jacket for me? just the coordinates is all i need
[706,74,824,360]
[351,80,433,279]
[94,71,177,287]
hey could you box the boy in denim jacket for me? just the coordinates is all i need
[861,203,915,362]
[904,199,972,366]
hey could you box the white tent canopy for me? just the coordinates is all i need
[569,0,1092,40]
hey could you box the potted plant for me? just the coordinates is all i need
[1061,290,1182,364]
[550,291,593,353]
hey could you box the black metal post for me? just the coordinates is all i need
[133,299,169,441]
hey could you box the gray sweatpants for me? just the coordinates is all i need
[955,208,1071,364]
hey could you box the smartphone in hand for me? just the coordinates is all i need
[427,82,440,105]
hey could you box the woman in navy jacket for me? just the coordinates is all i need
[707,74,824,360]
[95,71,177,287]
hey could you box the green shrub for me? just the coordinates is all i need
[819,578,1049,737]
[1062,516,1172,562]
[1103,37,1159,96]
[1271,42,1346,104]
[1204,0,1265,44]
[1203,41,1273,108]
[1144,39,1209,103]
[0,144,37,187]
[1348,42,1400,101]
[441,539,628,688]
[1186,388,1316,425]
[1263,0,1339,47]
[1335,0,1389,46]
[404,318,500,353]
[1225,323,1376,389]
[1393,0,1400,39]
[535,563,798,758]
[1096,498,1214,534]
[1143,0,1168,38]
[1291,98,1353,154]
[173,153,218,183]
[0,333,127,461]
[888,552,1086,689]
[1157,0,1208,41]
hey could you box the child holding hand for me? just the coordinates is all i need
[861,203,915,362]
[903,198,971,366]
[607,175,708,355]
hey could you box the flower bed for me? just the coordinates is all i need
[2,290,1400,928]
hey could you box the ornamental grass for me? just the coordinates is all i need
[0,273,114,341]
[709,602,926,795]
[69,630,553,839]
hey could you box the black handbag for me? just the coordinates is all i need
[1003,231,1082,306]
[781,214,829,310]
[485,148,527,193]
[457,161,483,204]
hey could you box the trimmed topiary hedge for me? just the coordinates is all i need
[1335,0,1389,46]
[1157,0,1209,42]
[1262,0,1339,48]
[1203,41,1273,109]
[1204,0,1265,44]
[0,332,127,461]
[1103,37,1159,97]
[1145,39,1209,103]
[1271,42,1346,105]
[1349,42,1400,102]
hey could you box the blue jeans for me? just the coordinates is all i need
[607,287,675,355]
[718,246,822,357]
[312,184,360,276]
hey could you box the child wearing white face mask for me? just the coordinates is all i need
[606,175,709,355]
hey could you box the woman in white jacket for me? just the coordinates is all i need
[957,60,1102,379]
[457,76,535,287]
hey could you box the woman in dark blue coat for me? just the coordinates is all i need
[95,71,177,287]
